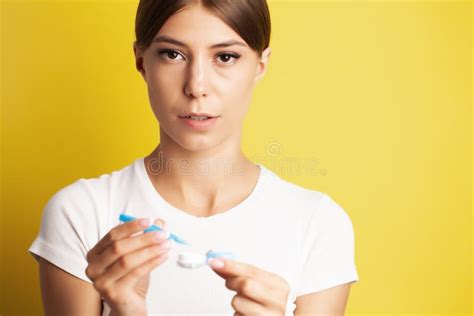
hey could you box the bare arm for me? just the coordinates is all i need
[39,257,102,316]
[294,282,354,316]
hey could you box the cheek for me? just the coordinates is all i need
[218,72,255,116]
[146,71,182,112]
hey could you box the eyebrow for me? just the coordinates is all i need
[153,35,247,49]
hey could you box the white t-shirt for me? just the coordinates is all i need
[28,157,359,315]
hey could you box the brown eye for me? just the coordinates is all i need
[217,53,240,64]
[158,49,184,61]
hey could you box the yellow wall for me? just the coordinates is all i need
[1,0,471,314]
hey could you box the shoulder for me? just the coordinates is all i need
[47,158,139,207]
[260,165,326,202]
[35,158,141,250]
[259,166,355,242]
[40,158,140,233]
[260,165,347,219]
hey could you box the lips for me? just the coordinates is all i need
[178,115,219,130]
[180,115,213,120]
[178,112,218,118]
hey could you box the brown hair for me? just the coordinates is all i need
[134,0,271,57]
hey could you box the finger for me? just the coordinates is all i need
[231,294,266,315]
[88,217,151,259]
[90,230,169,277]
[210,258,289,295]
[209,258,262,280]
[153,218,166,229]
[94,240,173,289]
[226,276,275,308]
[152,218,169,237]
[116,250,170,289]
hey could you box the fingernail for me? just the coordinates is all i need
[208,258,224,268]
[139,218,150,228]
[153,231,167,240]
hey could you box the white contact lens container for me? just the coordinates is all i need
[177,251,208,269]
[176,249,236,269]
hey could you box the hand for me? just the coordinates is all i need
[209,258,290,316]
[85,217,172,316]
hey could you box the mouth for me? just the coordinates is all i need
[178,113,220,121]
[178,113,220,130]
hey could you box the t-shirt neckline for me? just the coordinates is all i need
[136,156,269,222]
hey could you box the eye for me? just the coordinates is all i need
[216,52,241,65]
[158,49,185,61]
[157,49,241,65]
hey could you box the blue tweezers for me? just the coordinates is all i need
[119,213,189,245]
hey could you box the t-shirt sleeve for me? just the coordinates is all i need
[28,180,103,284]
[296,193,359,296]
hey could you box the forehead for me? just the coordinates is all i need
[155,4,247,48]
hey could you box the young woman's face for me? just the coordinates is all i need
[133,4,271,153]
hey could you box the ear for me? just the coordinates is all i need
[254,47,272,83]
[133,41,147,82]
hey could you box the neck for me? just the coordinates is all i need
[143,129,260,216]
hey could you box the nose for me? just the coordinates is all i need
[184,56,208,98]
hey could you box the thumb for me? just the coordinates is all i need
[152,218,170,239]
[153,218,166,229]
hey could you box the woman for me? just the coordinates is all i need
[28,0,359,315]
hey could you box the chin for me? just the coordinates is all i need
[180,138,216,153]
[160,123,225,154]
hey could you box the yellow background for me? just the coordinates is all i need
[1,0,472,315]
